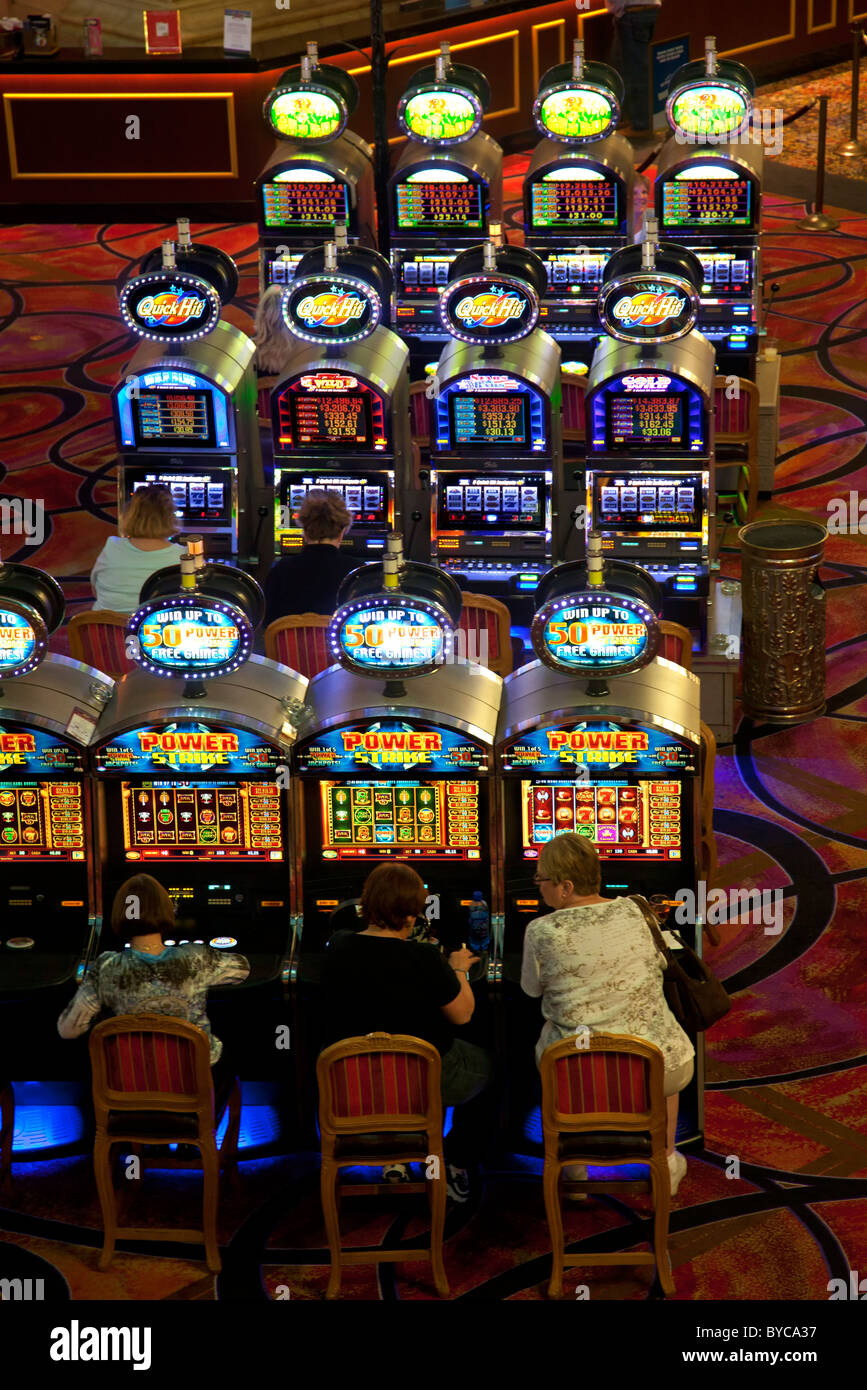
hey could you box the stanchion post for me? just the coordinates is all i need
[840,22,866,158]
[797,95,839,231]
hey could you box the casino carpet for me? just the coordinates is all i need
[1,129,867,1299]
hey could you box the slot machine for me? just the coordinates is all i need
[585,229,715,635]
[523,41,635,367]
[290,539,501,990]
[271,239,411,560]
[655,38,762,376]
[428,242,563,611]
[257,43,376,290]
[0,564,114,1073]
[389,44,504,372]
[495,543,704,1144]
[113,229,265,563]
[90,549,306,1068]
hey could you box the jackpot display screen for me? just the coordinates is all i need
[521,780,682,859]
[261,176,350,229]
[320,780,480,859]
[437,472,548,533]
[448,392,528,448]
[132,389,216,449]
[129,469,232,528]
[289,392,372,448]
[662,175,752,229]
[0,781,85,861]
[594,474,703,533]
[277,472,389,534]
[607,392,688,450]
[121,781,283,861]
[529,172,619,230]
[395,174,484,232]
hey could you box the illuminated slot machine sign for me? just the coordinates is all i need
[0,602,48,678]
[436,472,550,537]
[532,590,658,676]
[120,780,283,862]
[394,171,485,234]
[593,473,705,536]
[283,271,380,348]
[264,85,347,143]
[275,471,392,548]
[521,779,682,861]
[399,86,483,146]
[273,373,386,452]
[529,169,619,232]
[589,373,706,456]
[261,170,351,230]
[126,598,254,681]
[129,469,232,529]
[330,598,452,678]
[533,82,619,144]
[661,169,753,231]
[434,374,548,454]
[116,370,231,452]
[320,779,480,860]
[95,723,284,779]
[667,80,751,144]
[119,271,221,346]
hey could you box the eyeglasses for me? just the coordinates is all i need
[532,876,553,886]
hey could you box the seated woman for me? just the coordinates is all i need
[320,861,493,1203]
[90,484,186,613]
[264,489,360,625]
[57,874,249,1088]
[253,283,299,379]
[520,833,695,1195]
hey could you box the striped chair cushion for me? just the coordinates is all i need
[714,385,751,436]
[562,381,586,435]
[274,626,331,679]
[104,1031,198,1098]
[554,1051,650,1118]
[659,631,687,667]
[78,623,135,679]
[328,1051,429,1120]
[409,390,431,442]
[457,606,499,665]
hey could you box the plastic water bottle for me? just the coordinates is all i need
[467,891,490,954]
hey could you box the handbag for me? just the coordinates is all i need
[629,895,731,1033]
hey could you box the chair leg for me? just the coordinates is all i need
[543,1155,565,1299]
[649,1156,675,1297]
[320,1156,343,1300]
[220,1081,242,1174]
[427,1147,449,1298]
[93,1131,118,1270]
[199,1136,222,1274]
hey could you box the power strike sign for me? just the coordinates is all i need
[500,722,696,774]
[296,720,488,773]
[94,723,283,776]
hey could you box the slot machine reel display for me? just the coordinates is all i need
[496,549,705,1143]
[272,239,412,559]
[585,232,715,634]
[655,38,761,375]
[114,230,264,562]
[524,41,635,365]
[428,242,563,610]
[389,44,504,369]
[91,552,307,1046]
[291,542,502,980]
[0,563,114,1072]
[257,43,376,289]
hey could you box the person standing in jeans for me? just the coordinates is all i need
[607,0,661,138]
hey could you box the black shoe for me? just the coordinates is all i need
[445,1164,471,1202]
[383,1163,410,1184]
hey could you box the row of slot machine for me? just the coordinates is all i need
[0,535,704,1140]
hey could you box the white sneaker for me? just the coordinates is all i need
[668,1151,688,1196]
[563,1162,588,1201]
[382,1163,410,1184]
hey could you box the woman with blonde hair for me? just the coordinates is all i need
[521,832,695,1194]
[90,484,186,613]
[253,283,299,377]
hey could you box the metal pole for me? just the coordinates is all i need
[370,0,391,255]
[797,95,839,231]
[840,23,866,158]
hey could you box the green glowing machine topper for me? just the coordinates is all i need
[533,43,623,145]
[264,49,359,144]
[666,37,754,141]
[398,43,490,146]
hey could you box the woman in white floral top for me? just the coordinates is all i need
[520,833,694,1195]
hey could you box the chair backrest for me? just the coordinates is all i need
[257,374,281,428]
[540,1034,666,1141]
[317,1033,442,1137]
[408,381,431,446]
[264,614,332,679]
[713,376,758,443]
[658,619,694,672]
[67,611,136,679]
[699,717,717,839]
[457,592,513,677]
[561,372,588,439]
[89,1014,214,1126]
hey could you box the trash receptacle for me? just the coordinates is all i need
[738,520,827,724]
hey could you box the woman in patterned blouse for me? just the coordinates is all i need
[520,833,694,1195]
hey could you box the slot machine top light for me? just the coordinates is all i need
[281,238,390,348]
[263,44,358,145]
[0,564,64,682]
[438,241,548,348]
[120,234,238,345]
[665,36,754,142]
[597,230,702,347]
[397,43,489,146]
[533,40,622,145]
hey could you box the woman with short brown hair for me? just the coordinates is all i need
[263,488,360,624]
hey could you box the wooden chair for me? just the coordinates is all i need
[257,373,281,429]
[457,592,513,677]
[540,1034,674,1299]
[658,619,694,672]
[67,611,135,680]
[408,379,432,448]
[317,1033,448,1300]
[561,370,588,452]
[700,719,719,916]
[264,614,333,679]
[89,1015,242,1273]
[0,1079,14,1183]
[714,376,759,546]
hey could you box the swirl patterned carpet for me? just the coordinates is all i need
[0,168,866,1299]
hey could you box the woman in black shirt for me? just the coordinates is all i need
[264,489,361,625]
[320,862,493,1202]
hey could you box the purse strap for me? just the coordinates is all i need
[628,894,675,963]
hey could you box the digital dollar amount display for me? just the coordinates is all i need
[530,174,618,229]
[596,476,701,532]
[395,176,483,231]
[437,473,546,532]
[0,781,85,861]
[289,392,372,446]
[449,393,527,446]
[607,392,687,449]
[262,177,349,229]
[133,390,215,447]
[521,780,681,859]
[121,781,282,861]
[320,780,480,859]
[663,177,752,228]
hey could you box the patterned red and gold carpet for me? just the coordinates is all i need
[0,156,866,1299]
